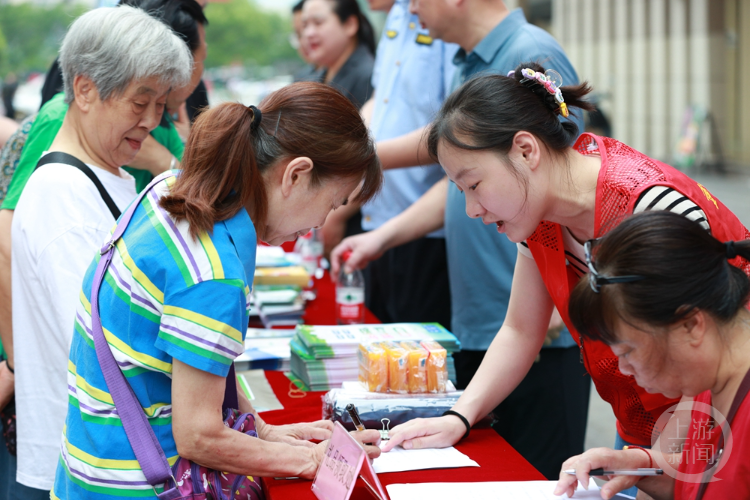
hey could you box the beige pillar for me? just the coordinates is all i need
[669,0,689,150]
[612,0,630,143]
[631,0,648,153]
[567,0,582,72]
[579,0,595,84]
[551,0,565,41]
[596,0,613,121]
[649,0,668,160]
[689,0,710,109]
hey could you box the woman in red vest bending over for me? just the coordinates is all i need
[382,62,750,470]
[555,211,750,500]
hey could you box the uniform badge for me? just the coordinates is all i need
[415,33,433,45]
[386,30,398,39]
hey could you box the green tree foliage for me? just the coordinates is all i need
[204,0,297,69]
[0,2,87,77]
[0,0,296,78]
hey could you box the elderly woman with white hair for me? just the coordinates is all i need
[8,6,191,498]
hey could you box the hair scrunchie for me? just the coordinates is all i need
[248,105,262,131]
[726,241,738,260]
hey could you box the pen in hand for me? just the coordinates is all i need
[564,468,663,477]
[346,403,366,432]
[346,403,379,447]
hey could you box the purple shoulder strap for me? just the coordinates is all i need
[89,172,239,496]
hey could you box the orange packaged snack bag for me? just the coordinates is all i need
[358,342,387,392]
[401,341,428,393]
[384,342,409,394]
[421,340,447,393]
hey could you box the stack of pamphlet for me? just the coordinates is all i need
[249,285,308,327]
[250,246,310,327]
[289,323,460,391]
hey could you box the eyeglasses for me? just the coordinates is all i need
[584,239,646,293]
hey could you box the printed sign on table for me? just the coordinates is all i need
[312,422,388,500]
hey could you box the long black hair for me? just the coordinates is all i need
[568,210,750,344]
[329,0,376,55]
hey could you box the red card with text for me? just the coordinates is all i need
[311,422,388,500]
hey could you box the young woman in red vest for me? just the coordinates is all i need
[381,62,750,483]
[555,211,750,500]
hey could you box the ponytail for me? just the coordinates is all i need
[427,61,594,164]
[160,82,381,241]
[160,103,268,239]
[568,210,750,345]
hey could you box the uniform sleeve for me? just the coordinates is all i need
[157,279,247,377]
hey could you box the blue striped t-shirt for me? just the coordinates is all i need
[53,175,256,499]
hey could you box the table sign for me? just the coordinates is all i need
[312,422,388,500]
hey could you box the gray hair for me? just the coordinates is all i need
[60,5,193,104]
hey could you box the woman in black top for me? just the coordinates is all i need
[301,0,376,110]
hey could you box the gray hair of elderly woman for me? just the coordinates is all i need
[59,5,193,105]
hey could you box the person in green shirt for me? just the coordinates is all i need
[0,0,208,456]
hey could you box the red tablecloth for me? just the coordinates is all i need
[260,370,544,499]
[301,272,380,325]
[258,267,543,498]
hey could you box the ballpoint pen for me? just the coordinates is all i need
[346,403,366,432]
[564,468,663,476]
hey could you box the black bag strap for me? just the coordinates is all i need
[35,151,121,220]
[694,365,750,500]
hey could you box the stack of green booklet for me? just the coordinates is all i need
[289,323,460,391]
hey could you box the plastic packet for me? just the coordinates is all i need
[384,341,409,394]
[421,340,447,393]
[358,342,387,393]
[400,341,428,393]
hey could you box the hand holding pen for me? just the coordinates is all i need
[554,446,663,499]
[345,404,382,457]
[346,403,367,432]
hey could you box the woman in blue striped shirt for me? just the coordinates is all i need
[53,81,383,499]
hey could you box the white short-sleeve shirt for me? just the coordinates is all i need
[11,155,136,489]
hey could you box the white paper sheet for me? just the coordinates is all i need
[373,445,479,474]
[386,479,601,500]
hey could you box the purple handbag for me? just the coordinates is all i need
[89,172,265,500]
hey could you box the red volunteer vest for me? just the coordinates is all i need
[527,133,750,446]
